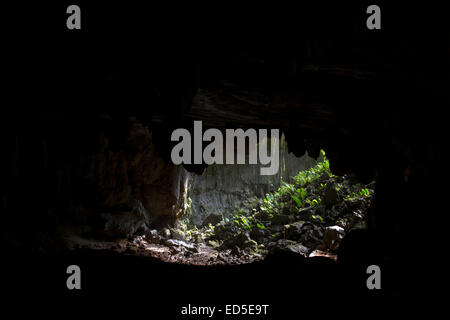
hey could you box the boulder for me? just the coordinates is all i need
[212,223,239,241]
[100,199,151,238]
[319,225,345,252]
[250,228,270,243]
[145,229,163,244]
[165,239,196,251]
[283,221,306,241]
[323,184,338,208]
[285,244,309,257]
[221,232,257,253]
[266,239,308,257]
[100,210,147,238]
[170,228,186,241]
[202,213,223,227]
[309,249,337,261]
[271,214,293,226]
[271,214,294,232]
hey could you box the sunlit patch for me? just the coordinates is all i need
[67,149,374,266]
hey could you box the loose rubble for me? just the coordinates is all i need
[67,152,374,265]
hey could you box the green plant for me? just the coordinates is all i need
[223,148,374,240]
[256,223,267,230]
[299,188,307,200]
[360,188,370,197]
[293,150,331,186]
[234,214,252,231]
[291,194,303,208]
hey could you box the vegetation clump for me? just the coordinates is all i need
[180,150,374,257]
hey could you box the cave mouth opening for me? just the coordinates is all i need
[66,146,375,266]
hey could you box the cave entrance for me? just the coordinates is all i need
[123,146,375,265]
[64,129,375,265]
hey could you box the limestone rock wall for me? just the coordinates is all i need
[186,136,316,226]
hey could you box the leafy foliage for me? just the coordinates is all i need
[178,149,375,259]
[230,150,374,233]
[234,214,252,231]
[360,188,371,197]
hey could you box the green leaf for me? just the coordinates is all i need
[239,217,252,231]
[300,188,307,200]
[291,195,302,208]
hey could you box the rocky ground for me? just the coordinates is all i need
[66,154,374,265]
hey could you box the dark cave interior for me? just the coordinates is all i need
[1,0,448,314]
